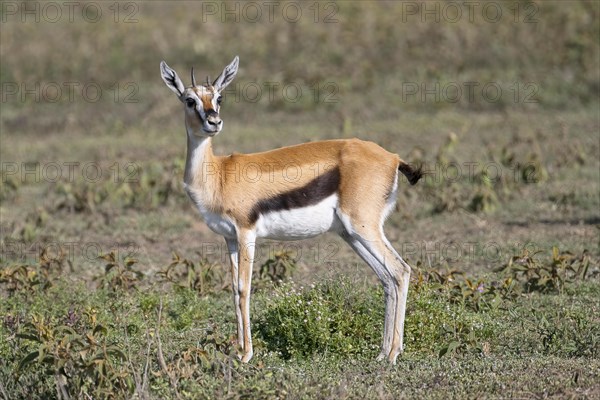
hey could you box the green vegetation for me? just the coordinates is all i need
[1,247,598,398]
[1,1,599,399]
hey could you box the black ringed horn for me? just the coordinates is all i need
[191,67,197,87]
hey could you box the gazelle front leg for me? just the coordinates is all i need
[225,238,244,353]
[236,229,257,362]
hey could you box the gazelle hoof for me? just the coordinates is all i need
[240,350,253,363]
[376,349,401,365]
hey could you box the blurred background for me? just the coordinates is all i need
[2,1,598,132]
[1,0,598,271]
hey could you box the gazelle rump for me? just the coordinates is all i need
[160,56,422,364]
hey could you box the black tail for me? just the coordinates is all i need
[398,162,422,185]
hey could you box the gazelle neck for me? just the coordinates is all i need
[184,134,217,188]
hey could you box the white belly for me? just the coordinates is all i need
[255,194,339,240]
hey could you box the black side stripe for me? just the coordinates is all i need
[248,167,341,224]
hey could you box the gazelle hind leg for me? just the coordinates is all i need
[339,232,396,360]
[337,211,410,364]
[381,236,411,361]
[360,234,410,364]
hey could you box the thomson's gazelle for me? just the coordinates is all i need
[160,56,422,364]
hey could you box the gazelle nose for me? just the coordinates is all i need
[207,117,222,126]
[206,110,222,126]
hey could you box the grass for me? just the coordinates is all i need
[1,1,599,398]
[0,249,598,399]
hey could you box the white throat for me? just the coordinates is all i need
[184,134,212,186]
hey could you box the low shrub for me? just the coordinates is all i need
[256,279,383,359]
[497,247,591,293]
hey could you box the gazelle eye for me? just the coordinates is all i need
[216,96,223,105]
[185,99,195,107]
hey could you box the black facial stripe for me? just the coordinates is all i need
[248,167,341,224]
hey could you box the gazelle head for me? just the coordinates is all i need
[160,56,239,138]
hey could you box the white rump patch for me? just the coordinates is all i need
[382,171,399,222]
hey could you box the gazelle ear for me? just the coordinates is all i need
[213,56,239,91]
[160,61,185,97]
